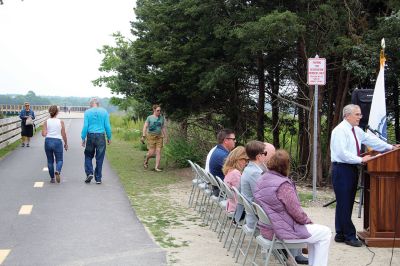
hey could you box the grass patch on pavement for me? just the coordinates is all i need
[106,136,192,248]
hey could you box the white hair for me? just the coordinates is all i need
[89,97,100,107]
[342,104,360,119]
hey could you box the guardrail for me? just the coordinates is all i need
[0,110,49,149]
[0,104,51,116]
[0,105,88,116]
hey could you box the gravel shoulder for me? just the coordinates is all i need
[161,176,400,266]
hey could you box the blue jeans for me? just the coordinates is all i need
[84,133,106,182]
[44,138,63,179]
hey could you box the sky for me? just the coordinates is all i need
[0,0,135,98]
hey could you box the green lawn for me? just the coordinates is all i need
[106,138,195,248]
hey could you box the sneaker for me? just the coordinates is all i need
[55,171,61,183]
[50,178,55,183]
[21,143,25,147]
[96,181,102,184]
[26,143,30,147]
[85,174,94,183]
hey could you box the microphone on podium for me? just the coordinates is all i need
[366,125,387,142]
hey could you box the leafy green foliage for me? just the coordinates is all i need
[164,136,204,168]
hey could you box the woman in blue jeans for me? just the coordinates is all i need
[41,105,68,183]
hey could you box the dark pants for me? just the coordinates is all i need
[44,138,63,179]
[84,133,106,182]
[332,163,359,241]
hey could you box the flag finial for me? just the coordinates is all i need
[380,38,386,68]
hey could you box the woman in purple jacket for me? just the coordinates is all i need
[254,150,331,266]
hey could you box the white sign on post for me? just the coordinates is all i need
[307,57,326,85]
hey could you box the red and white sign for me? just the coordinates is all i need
[307,57,326,85]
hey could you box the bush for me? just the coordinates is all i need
[164,137,204,168]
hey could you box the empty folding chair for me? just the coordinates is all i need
[187,160,202,207]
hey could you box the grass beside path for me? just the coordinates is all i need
[106,138,195,248]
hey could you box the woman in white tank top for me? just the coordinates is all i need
[41,105,68,183]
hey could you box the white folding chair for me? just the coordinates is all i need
[251,202,307,266]
[187,160,202,207]
[215,179,235,241]
[233,189,258,266]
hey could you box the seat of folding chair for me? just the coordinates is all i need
[255,235,305,250]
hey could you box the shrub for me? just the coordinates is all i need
[164,137,204,168]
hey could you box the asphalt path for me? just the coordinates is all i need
[0,118,166,265]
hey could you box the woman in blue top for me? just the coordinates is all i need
[19,102,35,147]
[141,104,167,172]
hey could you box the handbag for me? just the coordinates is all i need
[25,116,33,125]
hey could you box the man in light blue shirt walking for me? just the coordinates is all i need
[81,98,112,184]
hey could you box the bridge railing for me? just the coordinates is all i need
[0,104,51,116]
[0,110,49,149]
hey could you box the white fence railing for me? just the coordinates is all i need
[0,110,49,149]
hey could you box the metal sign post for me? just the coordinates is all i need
[307,55,326,201]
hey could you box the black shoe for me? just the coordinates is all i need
[334,234,345,243]
[345,239,363,247]
[96,180,102,184]
[295,254,309,265]
[85,174,94,183]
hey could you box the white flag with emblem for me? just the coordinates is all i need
[367,39,387,141]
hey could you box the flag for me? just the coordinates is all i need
[367,42,387,141]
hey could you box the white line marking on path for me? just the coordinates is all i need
[42,167,48,171]
[18,205,33,215]
[0,249,11,264]
[34,182,44,188]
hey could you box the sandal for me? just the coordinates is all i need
[143,161,148,169]
[155,168,163,172]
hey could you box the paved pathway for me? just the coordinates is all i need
[0,118,166,265]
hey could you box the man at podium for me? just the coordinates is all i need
[330,104,394,247]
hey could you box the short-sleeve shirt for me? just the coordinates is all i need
[146,115,164,135]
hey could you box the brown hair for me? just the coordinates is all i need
[267,149,290,177]
[216,128,234,144]
[222,146,248,175]
[152,104,161,111]
[48,105,59,118]
[245,140,265,160]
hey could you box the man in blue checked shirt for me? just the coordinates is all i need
[81,98,112,184]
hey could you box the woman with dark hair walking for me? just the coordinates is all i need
[42,105,68,183]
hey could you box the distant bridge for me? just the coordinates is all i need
[0,105,87,149]
[0,104,88,116]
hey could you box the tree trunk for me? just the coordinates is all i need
[257,52,265,141]
[271,65,280,148]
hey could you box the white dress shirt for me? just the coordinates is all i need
[205,145,217,172]
[330,119,393,164]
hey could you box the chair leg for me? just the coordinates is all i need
[227,222,239,251]
[223,218,235,248]
[188,184,195,206]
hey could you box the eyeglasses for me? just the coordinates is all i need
[354,113,363,118]
[155,109,161,112]
[225,137,236,141]
[260,151,268,156]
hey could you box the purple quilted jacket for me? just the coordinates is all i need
[254,171,311,240]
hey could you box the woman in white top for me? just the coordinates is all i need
[41,105,68,183]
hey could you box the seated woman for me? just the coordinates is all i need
[222,146,248,213]
[254,149,331,266]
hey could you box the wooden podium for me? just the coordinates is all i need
[357,148,400,247]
